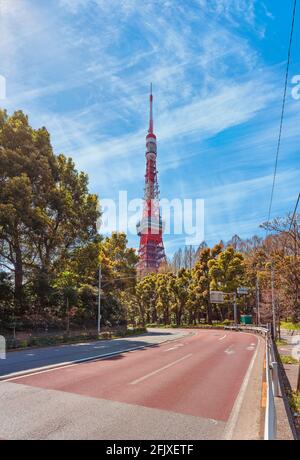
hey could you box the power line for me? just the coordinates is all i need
[267,0,297,230]
[288,192,300,232]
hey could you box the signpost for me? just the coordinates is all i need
[233,293,237,324]
[210,288,249,324]
[0,335,6,360]
[210,291,225,304]
[236,287,249,324]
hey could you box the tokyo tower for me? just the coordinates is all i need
[136,85,166,277]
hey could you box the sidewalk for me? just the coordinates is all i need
[276,329,300,439]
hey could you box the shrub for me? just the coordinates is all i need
[280,355,299,365]
[222,319,231,326]
[100,332,111,340]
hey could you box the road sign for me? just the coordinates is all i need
[0,335,6,360]
[237,287,249,295]
[210,291,225,304]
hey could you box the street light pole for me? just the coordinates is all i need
[256,277,260,326]
[97,264,101,336]
[271,265,276,340]
[233,293,237,324]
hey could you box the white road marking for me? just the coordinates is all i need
[225,346,235,355]
[1,346,156,382]
[246,346,255,351]
[164,343,184,352]
[130,354,193,385]
[219,334,227,341]
[1,335,191,382]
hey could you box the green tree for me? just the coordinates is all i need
[156,273,172,325]
[208,246,245,320]
[136,274,157,325]
[0,110,100,314]
[169,269,191,326]
[189,248,212,324]
[53,270,78,333]
[0,271,14,327]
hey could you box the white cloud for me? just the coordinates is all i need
[1,0,292,253]
[68,75,275,177]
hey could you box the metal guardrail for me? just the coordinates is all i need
[264,336,279,440]
[224,324,279,440]
[224,324,268,335]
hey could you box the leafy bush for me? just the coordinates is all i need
[99,332,111,340]
[130,327,147,334]
[222,319,232,326]
[280,354,299,365]
[280,321,300,331]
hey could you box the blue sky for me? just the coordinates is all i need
[0,0,299,256]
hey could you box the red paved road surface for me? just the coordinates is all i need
[10,330,258,422]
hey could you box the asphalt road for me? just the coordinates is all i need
[0,329,263,440]
[0,328,190,378]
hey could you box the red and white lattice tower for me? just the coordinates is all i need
[136,85,166,277]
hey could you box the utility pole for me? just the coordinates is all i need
[271,265,277,340]
[97,264,102,336]
[233,293,237,324]
[256,277,260,326]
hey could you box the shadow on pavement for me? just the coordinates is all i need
[138,331,175,337]
[0,337,168,377]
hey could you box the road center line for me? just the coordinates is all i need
[130,354,193,385]
[164,343,184,352]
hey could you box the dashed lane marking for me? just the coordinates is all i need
[164,343,185,352]
[130,354,193,385]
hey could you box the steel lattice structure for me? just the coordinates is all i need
[136,86,166,277]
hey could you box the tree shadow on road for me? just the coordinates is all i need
[0,338,166,377]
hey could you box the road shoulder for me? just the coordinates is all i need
[223,334,265,440]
